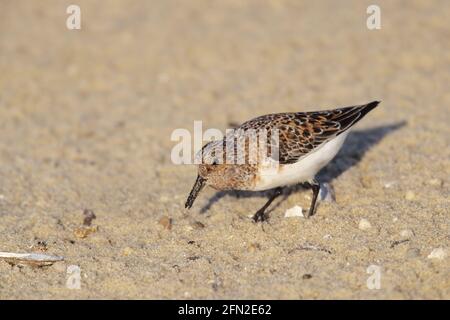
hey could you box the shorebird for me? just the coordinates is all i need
[185,101,380,222]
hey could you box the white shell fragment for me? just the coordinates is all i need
[358,218,372,230]
[400,229,414,238]
[383,181,397,189]
[0,251,64,267]
[284,205,304,218]
[427,248,447,260]
[319,183,336,202]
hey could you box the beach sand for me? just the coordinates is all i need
[0,0,448,299]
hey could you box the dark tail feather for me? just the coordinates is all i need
[336,101,381,134]
[359,100,381,118]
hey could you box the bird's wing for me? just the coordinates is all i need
[238,101,380,165]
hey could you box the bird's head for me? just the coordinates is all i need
[185,139,234,209]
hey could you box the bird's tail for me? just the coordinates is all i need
[334,100,381,134]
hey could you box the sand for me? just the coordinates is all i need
[0,0,448,299]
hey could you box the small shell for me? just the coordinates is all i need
[427,248,447,260]
[0,251,64,267]
[358,218,372,230]
[284,205,304,218]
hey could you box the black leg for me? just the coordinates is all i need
[253,187,283,223]
[306,179,320,218]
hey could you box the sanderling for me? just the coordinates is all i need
[185,101,380,222]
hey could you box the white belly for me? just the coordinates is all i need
[253,131,349,191]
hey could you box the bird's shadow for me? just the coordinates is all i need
[199,121,406,214]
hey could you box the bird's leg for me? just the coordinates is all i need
[253,187,283,223]
[306,179,320,218]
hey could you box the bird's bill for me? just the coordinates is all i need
[185,175,206,209]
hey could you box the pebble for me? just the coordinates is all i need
[248,243,261,252]
[158,216,172,230]
[323,234,332,240]
[400,229,414,238]
[427,248,447,260]
[358,218,372,230]
[284,206,304,218]
[191,221,205,230]
[122,247,135,256]
[384,181,397,189]
[83,209,96,226]
[405,191,415,201]
[74,226,98,239]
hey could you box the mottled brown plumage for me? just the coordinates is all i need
[237,101,380,164]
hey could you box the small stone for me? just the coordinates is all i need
[302,274,313,280]
[406,248,420,259]
[400,229,414,238]
[83,209,96,226]
[384,181,397,189]
[158,216,172,230]
[405,191,415,201]
[284,205,304,218]
[323,234,332,240]
[427,178,442,187]
[191,221,205,230]
[122,247,135,256]
[427,248,447,260]
[358,218,372,230]
[392,217,399,223]
[248,243,261,252]
[74,226,98,239]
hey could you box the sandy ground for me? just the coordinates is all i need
[0,0,448,299]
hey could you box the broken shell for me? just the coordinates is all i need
[400,229,414,238]
[284,205,304,218]
[427,248,447,260]
[358,218,372,230]
[0,251,64,267]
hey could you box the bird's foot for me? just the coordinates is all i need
[252,209,268,223]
